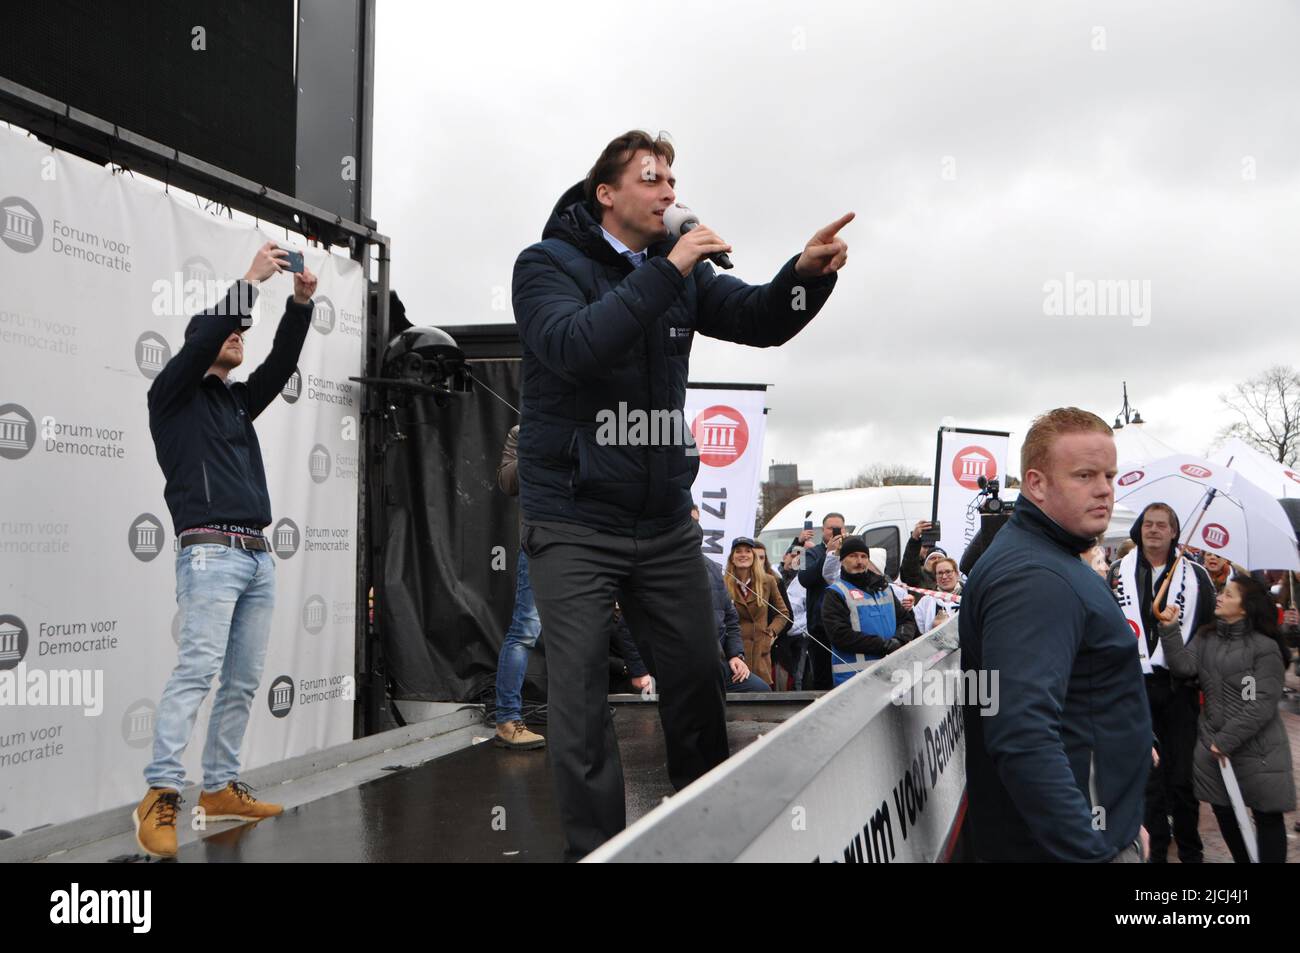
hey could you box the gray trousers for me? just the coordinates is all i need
[523,517,730,860]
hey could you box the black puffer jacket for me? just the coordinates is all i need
[1158,618,1295,813]
[511,182,837,537]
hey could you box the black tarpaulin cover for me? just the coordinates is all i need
[378,358,548,703]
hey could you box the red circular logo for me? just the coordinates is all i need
[1180,463,1213,479]
[1285,470,1300,485]
[951,445,997,490]
[1201,523,1230,549]
[1127,619,1141,640]
[1118,470,1144,487]
[691,405,749,468]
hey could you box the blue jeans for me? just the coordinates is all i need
[145,544,276,792]
[495,548,542,724]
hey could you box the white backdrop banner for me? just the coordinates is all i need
[933,428,1011,568]
[0,128,362,835]
[684,386,767,566]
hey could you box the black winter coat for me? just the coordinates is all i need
[511,182,837,537]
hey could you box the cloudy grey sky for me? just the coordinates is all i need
[371,0,1300,488]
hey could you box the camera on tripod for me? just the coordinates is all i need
[976,475,1007,514]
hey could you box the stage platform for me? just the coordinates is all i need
[7,696,813,864]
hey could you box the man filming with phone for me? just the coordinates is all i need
[134,242,316,858]
[512,129,851,860]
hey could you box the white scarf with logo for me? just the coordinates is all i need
[1115,549,1197,674]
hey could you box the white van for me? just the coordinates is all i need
[759,486,1138,579]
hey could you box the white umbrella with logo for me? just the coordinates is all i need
[1113,454,1300,572]
[1210,437,1300,500]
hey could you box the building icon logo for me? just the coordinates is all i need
[952,446,997,491]
[181,255,217,288]
[302,595,327,635]
[281,367,302,404]
[311,295,335,335]
[1,197,42,253]
[129,513,166,562]
[690,405,749,469]
[0,615,29,671]
[1117,470,1144,487]
[122,699,157,748]
[1180,463,1213,479]
[1202,523,1230,549]
[135,331,172,379]
[268,675,294,718]
[272,518,300,559]
[309,444,331,484]
[0,403,37,460]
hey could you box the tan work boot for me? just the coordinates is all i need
[197,781,283,822]
[494,720,546,750]
[134,787,182,859]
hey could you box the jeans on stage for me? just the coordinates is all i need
[145,543,276,793]
[495,548,543,724]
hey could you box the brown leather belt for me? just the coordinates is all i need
[178,531,271,552]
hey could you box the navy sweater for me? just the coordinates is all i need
[147,281,313,534]
[959,496,1151,861]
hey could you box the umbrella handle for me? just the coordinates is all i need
[1154,555,1182,613]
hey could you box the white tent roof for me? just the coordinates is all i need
[1113,424,1180,466]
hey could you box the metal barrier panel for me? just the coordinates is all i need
[586,620,966,862]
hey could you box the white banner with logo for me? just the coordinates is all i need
[0,128,361,835]
[933,429,1011,568]
[684,385,767,565]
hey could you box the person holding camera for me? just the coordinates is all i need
[135,242,316,858]
[796,512,847,690]
[901,520,944,589]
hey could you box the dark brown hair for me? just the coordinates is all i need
[584,130,676,212]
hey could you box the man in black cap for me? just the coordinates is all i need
[134,242,316,859]
[820,535,917,687]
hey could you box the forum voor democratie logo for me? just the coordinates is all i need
[311,295,335,335]
[135,331,173,380]
[272,518,301,558]
[1,197,43,253]
[128,513,167,562]
[0,614,29,671]
[951,445,997,491]
[268,675,295,717]
[309,444,331,484]
[302,596,327,635]
[0,403,37,460]
[281,366,302,404]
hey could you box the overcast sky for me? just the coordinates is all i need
[371,0,1300,488]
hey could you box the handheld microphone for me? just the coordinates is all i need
[663,203,733,270]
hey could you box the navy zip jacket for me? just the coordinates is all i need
[959,495,1151,862]
[511,182,838,537]
[147,281,313,534]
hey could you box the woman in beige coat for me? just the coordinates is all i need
[724,537,789,687]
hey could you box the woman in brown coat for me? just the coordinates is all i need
[1157,575,1295,863]
[724,537,789,688]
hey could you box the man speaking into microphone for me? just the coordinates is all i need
[511,129,851,859]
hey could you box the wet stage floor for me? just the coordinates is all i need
[178,701,804,863]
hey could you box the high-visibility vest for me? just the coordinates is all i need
[826,580,896,686]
